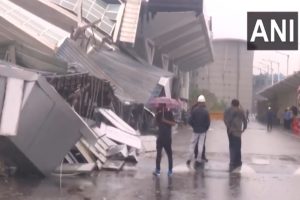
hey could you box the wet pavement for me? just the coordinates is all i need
[2,120,300,200]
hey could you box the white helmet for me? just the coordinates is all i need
[198,95,206,103]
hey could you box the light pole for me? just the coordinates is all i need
[260,60,274,85]
[274,61,280,82]
[276,51,289,76]
[263,59,280,82]
[258,61,270,74]
[253,66,268,75]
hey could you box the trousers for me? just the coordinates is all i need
[188,132,206,162]
[156,138,173,171]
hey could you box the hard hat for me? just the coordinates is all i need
[198,95,206,103]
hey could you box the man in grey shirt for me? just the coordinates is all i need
[224,99,247,172]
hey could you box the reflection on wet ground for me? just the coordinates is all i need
[2,122,300,199]
[1,160,300,200]
[229,173,242,199]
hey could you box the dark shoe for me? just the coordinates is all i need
[229,164,242,173]
[153,169,160,176]
[194,161,204,169]
[186,160,191,168]
[167,170,173,177]
[202,157,208,162]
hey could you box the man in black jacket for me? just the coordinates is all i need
[187,95,210,168]
[153,104,176,176]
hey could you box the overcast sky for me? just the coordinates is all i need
[204,0,300,75]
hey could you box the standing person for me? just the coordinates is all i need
[266,107,274,132]
[287,107,293,129]
[186,95,210,169]
[246,109,250,122]
[153,104,176,177]
[283,108,289,129]
[224,99,247,172]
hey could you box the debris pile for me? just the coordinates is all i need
[0,61,141,177]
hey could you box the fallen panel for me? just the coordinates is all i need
[0,61,39,81]
[0,63,95,176]
[96,160,103,170]
[0,63,39,136]
[100,123,141,149]
[92,126,106,138]
[102,136,117,147]
[75,141,96,163]
[96,138,109,152]
[0,78,23,136]
[0,77,6,118]
[0,1,69,51]
[140,135,157,152]
[54,163,96,174]
[126,148,138,163]
[21,81,35,109]
[107,144,128,159]
[90,145,107,164]
[81,138,107,164]
[81,124,99,147]
[119,0,141,43]
[98,108,137,135]
[102,160,125,171]
[65,153,76,164]
[11,78,94,175]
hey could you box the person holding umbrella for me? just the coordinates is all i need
[152,103,177,177]
[186,95,210,169]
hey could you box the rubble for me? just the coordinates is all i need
[0,0,213,180]
[140,136,157,153]
[126,148,139,163]
[54,163,96,174]
[98,123,141,150]
[102,160,125,171]
[0,62,95,176]
[107,144,128,160]
[0,61,141,176]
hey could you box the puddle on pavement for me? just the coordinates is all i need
[251,157,270,165]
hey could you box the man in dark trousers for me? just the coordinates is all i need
[194,133,208,162]
[224,99,247,172]
[266,107,274,132]
[153,104,176,177]
[187,95,210,169]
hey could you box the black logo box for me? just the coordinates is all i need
[247,12,298,50]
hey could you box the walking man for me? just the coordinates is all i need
[266,107,274,132]
[186,95,210,169]
[224,99,247,172]
[153,104,176,177]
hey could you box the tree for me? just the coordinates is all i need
[189,86,226,111]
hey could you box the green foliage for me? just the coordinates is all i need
[189,86,227,111]
[210,99,227,112]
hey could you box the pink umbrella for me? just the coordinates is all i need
[148,97,181,109]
